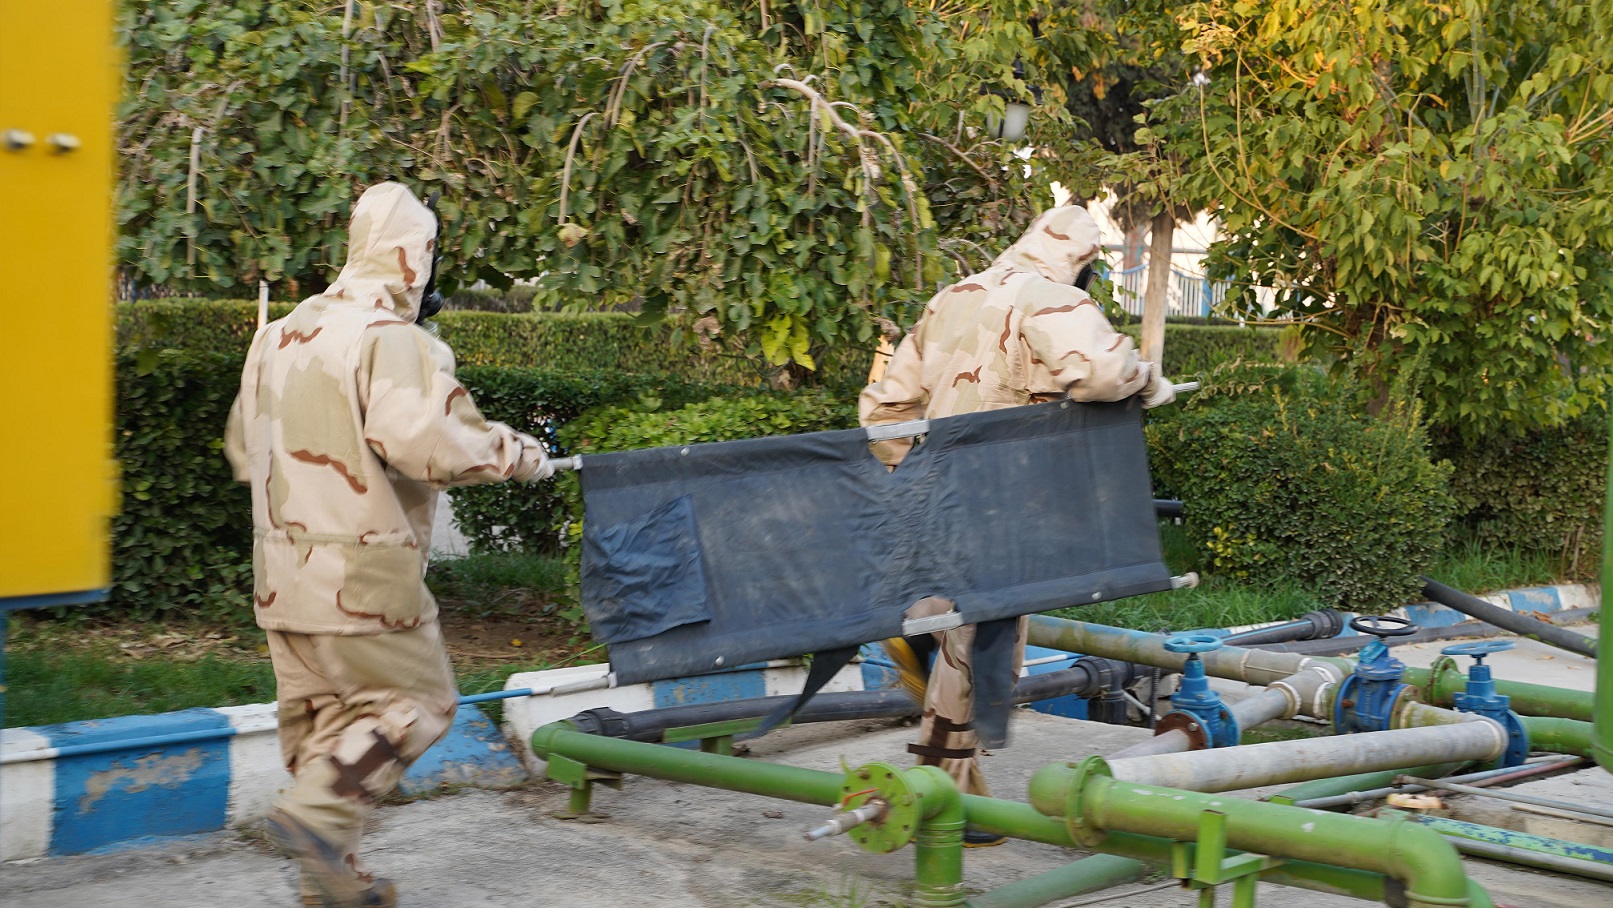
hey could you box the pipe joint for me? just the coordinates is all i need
[1381,812,1473,908]
[1270,665,1341,720]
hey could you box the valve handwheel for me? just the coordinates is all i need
[1441,640,1515,659]
[1163,634,1223,654]
[1349,615,1417,638]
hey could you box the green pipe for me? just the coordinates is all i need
[1405,660,1594,722]
[1599,410,1613,774]
[1268,762,1467,806]
[908,766,967,908]
[534,721,1493,906]
[965,855,1146,908]
[1521,716,1595,758]
[531,721,844,806]
[964,794,1412,904]
[1029,758,1485,908]
[1380,809,1613,883]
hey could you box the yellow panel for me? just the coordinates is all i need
[0,0,119,600]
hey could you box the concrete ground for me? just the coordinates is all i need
[4,710,1609,908]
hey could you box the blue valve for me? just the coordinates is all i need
[1334,615,1416,735]
[1441,640,1528,767]
[1157,635,1239,749]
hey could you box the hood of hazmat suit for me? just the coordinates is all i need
[859,205,1174,466]
[224,182,552,635]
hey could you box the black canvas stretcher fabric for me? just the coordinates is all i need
[578,398,1172,694]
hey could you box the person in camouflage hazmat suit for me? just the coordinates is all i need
[859,205,1176,844]
[225,182,554,907]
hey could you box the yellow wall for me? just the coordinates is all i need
[0,0,118,602]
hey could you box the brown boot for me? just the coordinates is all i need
[263,811,398,908]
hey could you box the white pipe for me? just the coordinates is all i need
[1108,721,1508,793]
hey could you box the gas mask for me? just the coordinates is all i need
[1074,264,1096,291]
[416,192,445,325]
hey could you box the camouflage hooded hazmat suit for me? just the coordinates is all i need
[859,205,1175,800]
[225,182,553,906]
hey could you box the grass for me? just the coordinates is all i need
[1057,524,1567,634]
[1425,540,1559,594]
[6,638,277,727]
[426,551,571,620]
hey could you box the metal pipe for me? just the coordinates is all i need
[535,719,1484,906]
[1523,716,1595,758]
[1107,722,1507,792]
[1399,775,1613,822]
[964,855,1146,908]
[1442,837,1613,884]
[1281,757,1579,810]
[1028,761,1486,908]
[530,722,845,806]
[1222,609,1345,647]
[1036,615,1596,726]
[1027,615,1351,689]
[1421,577,1596,658]
[1271,762,1468,807]
[1406,660,1594,722]
[562,662,1127,743]
[1105,679,1302,759]
[1378,809,1613,874]
[961,796,1429,905]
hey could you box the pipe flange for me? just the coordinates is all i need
[841,762,921,854]
[1154,710,1212,750]
[1062,756,1114,848]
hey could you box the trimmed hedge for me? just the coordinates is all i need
[1119,324,1289,380]
[117,299,1280,390]
[448,369,730,554]
[1147,364,1455,611]
[102,349,733,620]
[113,351,253,622]
[117,299,872,387]
[1438,414,1608,579]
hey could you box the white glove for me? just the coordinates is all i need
[1140,361,1177,409]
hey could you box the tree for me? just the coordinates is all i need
[117,0,1104,377]
[1153,0,1613,434]
[1038,0,1199,363]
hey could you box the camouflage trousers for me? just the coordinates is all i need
[266,622,457,898]
[904,599,1027,798]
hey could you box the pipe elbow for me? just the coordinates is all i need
[1382,814,1472,907]
[529,720,576,759]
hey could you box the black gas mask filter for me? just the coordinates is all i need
[416,192,445,325]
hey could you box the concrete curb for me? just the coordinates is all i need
[1,660,867,862]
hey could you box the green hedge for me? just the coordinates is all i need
[1147,364,1455,611]
[551,390,860,561]
[448,369,729,554]
[1437,413,1608,579]
[113,351,253,622]
[117,299,1276,390]
[1120,324,1289,380]
[118,299,873,387]
[103,350,733,620]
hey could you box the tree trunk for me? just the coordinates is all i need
[1141,210,1175,366]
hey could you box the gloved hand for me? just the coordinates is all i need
[513,433,557,482]
[1139,361,1177,409]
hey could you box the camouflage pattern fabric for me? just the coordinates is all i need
[267,623,455,902]
[225,182,553,635]
[225,182,553,902]
[860,205,1175,796]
